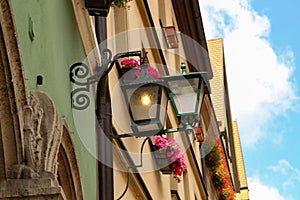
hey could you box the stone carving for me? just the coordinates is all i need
[8,164,39,179]
[23,99,43,175]
[9,91,63,179]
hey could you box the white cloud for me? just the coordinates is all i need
[248,176,286,200]
[199,0,297,147]
[269,160,300,190]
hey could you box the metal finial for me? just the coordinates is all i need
[181,62,187,74]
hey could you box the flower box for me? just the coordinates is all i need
[153,147,173,174]
[119,58,161,83]
[152,136,187,182]
[205,140,235,199]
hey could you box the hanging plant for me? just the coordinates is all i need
[120,58,140,67]
[111,0,132,9]
[205,140,235,200]
[120,58,161,79]
[153,136,187,183]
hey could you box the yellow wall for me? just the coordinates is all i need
[107,0,208,199]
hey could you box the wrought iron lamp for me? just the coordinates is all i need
[120,61,168,137]
[70,50,168,137]
[162,62,209,133]
[70,57,209,135]
[70,53,210,199]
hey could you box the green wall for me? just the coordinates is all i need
[11,0,97,199]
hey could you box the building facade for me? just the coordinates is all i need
[0,0,248,199]
[207,38,249,199]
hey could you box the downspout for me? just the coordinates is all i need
[95,16,114,200]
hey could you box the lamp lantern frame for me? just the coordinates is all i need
[120,63,168,137]
[162,62,209,126]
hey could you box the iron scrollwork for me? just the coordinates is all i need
[70,49,112,110]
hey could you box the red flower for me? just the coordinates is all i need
[205,139,235,199]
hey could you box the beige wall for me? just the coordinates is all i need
[108,0,211,200]
[107,0,210,199]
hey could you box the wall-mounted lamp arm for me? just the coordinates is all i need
[116,137,150,200]
[100,50,142,78]
[70,49,142,110]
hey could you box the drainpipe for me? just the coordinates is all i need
[95,16,114,200]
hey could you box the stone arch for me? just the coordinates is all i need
[0,0,27,179]
[57,122,84,200]
[0,1,83,198]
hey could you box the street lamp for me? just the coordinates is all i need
[162,62,209,132]
[70,54,210,199]
[70,50,169,137]
[70,58,209,136]
[120,61,168,137]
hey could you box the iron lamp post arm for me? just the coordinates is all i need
[70,50,142,110]
[116,137,150,200]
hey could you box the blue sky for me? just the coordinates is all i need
[199,0,300,199]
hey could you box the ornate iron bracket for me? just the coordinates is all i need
[69,49,112,110]
[70,49,143,110]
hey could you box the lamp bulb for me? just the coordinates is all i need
[141,94,151,106]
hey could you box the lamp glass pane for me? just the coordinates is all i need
[136,123,160,133]
[123,83,168,136]
[168,77,199,114]
[127,85,160,122]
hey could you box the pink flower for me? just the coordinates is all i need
[170,156,177,162]
[120,58,161,78]
[154,136,169,149]
[154,136,187,183]
[167,151,174,157]
[135,65,161,79]
[121,58,140,67]
[178,157,185,164]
